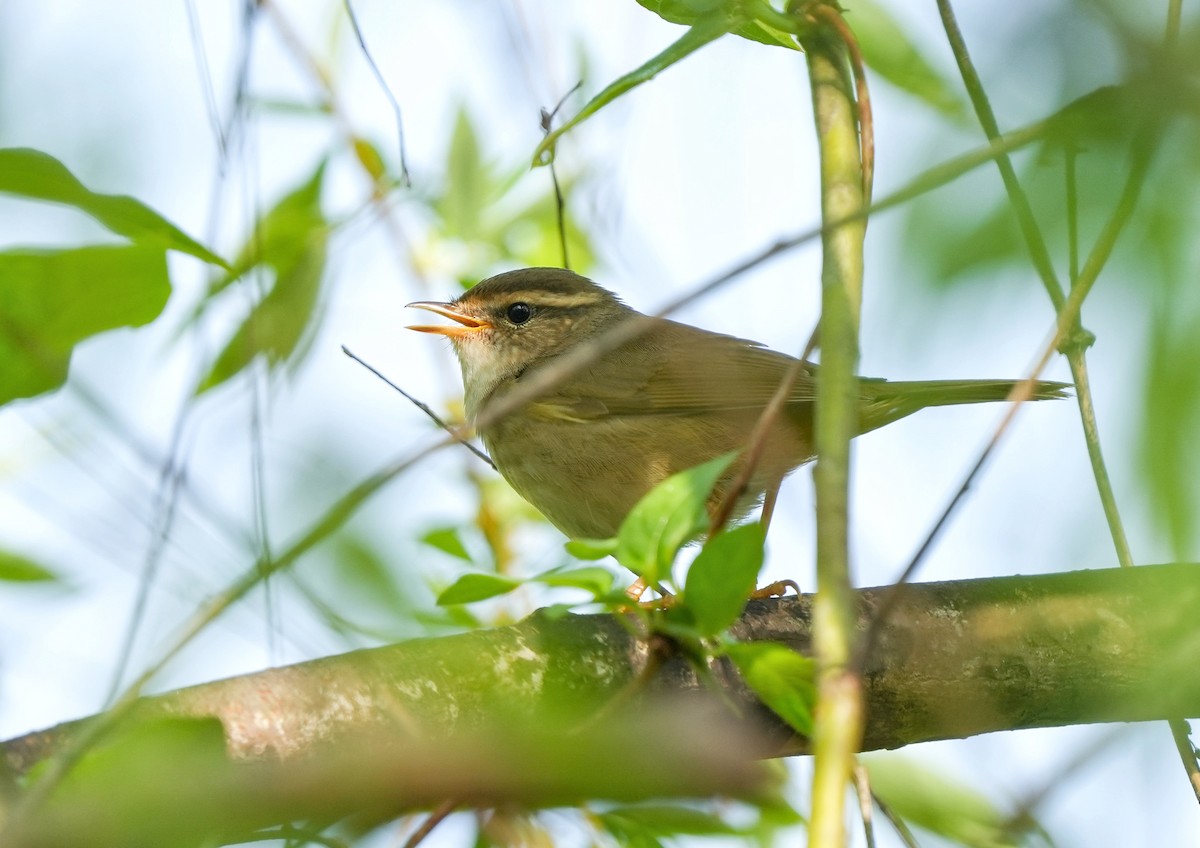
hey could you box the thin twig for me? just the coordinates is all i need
[342,345,496,469]
[854,763,877,848]
[1169,720,1200,804]
[540,81,583,271]
[343,0,410,185]
[402,799,457,848]
[874,795,921,848]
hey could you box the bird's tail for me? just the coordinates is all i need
[859,377,1070,433]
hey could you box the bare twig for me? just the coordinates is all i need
[342,345,495,469]
[343,0,410,185]
[402,799,457,848]
[854,763,877,848]
[540,81,583,271]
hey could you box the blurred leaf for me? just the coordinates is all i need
[500,186,597,273]
[437,572,521,605]
[0,549,59,583]
[197,163,329,393]
[843,0,965,119]
[726,642,815,736]
[867,754,1025,847]
[331,535,411,613]
[534,10,740,166]
[599,803,741,842]
[615,451,738,586]
[351,135,389,184]
[435,107,493,240]
[1140,303,1200,556]
[683,523,764,636]
[565,537,618,560]
[0,147,227,267]
[534,566,615,596]
[421,526,473,562]
[248,96,334,117]
[0,244,170,404]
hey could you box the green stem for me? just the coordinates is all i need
[804,21,866,848]
[936,0,1135,568]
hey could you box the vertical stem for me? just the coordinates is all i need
[804,21,866,848]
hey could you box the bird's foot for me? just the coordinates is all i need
[750,579,801,599]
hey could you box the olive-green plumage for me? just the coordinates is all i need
[408,268,1067,539]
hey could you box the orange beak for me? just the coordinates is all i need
[405,301,492,338]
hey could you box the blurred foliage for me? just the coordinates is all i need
[0,548,59,584]
[842,0,966,119]
[867,755,1051,848]
[195,162,331,394]
[425,105,596,283]
[0,149,225,405]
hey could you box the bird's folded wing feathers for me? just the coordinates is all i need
[531,322,822,419]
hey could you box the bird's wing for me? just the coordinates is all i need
[530,320,821,420]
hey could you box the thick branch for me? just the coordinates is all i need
[8,565,1200,777]
[2,566,1200,844]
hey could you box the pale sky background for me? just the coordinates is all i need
[0,1,1195,846]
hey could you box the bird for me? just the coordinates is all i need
[407,267,1067,541]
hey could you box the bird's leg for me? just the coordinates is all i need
[761,482,781,531]
[752,479,801,599]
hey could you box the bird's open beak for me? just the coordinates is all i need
[405,301,492,338]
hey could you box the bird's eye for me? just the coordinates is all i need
[506,302,532,324]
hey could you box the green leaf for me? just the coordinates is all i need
[842,0,965,120]
[615,451,738,586]
[0,550,59,583]
[866,755,1024,847]
[0,147,227,267]
[0,244,171,405]
[533,566,615,596]
[197,164,329,393]
[683,523,765,636]
[565,537,618,560]
[636,0,801,50]
[436,572,521,606]
[534,11,741,166]
[725,642,815,736]
[420,527,473,562]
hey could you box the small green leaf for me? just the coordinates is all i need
[565,537,618,560]
[534,11,740,166]
[615,451,738,586]
[534,566,615,596]
[0,550,59,583]
[421,527,473,562]
[0,147,227,267]
[0,245,171,405]
[726,642,815,736]
[436,573,521,606]
[683,523,765,636]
